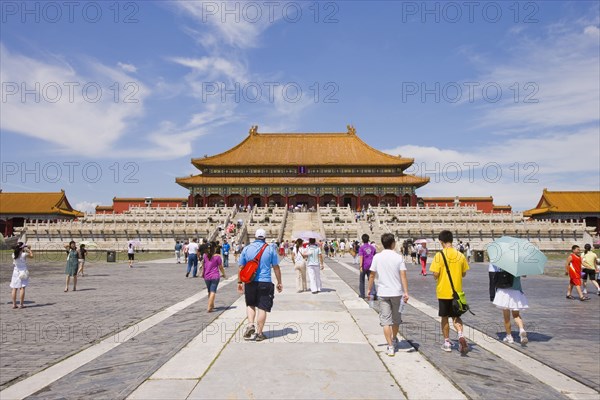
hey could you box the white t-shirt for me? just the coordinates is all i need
[12,252,28,270]
[293,246,306,263]
[488,263,499,273]
[187,242,199,255]
[370,249,407,297]
[306,245,321,266]
[340,242,346,251]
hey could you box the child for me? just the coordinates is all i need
[565,245,590,301]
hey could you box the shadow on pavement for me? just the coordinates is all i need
[5,301,56,308]
[266,326,299,339]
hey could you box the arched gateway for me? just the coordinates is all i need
[176,125,429,210]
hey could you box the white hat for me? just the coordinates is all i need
[255,229,266,239]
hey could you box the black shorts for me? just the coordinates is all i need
[582,268,597,281]
[128,253,134,260]
[411,252,417,258]
[438,299,461,318]
[244,281,275,312]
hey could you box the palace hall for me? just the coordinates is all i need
[176,125,430,209]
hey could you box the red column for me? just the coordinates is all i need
[411,193,418,206]
[336,195,341,207]
[244,196,248,207]
[4,219,13,237]
[263,196,268,207]
[357,195,361,211]
[188,194,194,207]
[224,195,229,207]
[316,195,321,207]
[396,195,401,207]
[285,195,289,207]
[376,195,381,206]
[203,196,207,207]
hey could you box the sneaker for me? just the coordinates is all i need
[458,337,469,354]
[519,331,528,345]
[583,288,588,294]
[387,345,395,357]
[185,272,189,278]
[392,337,399,349]
[441,341,452,352]
[254,333,267,342]
[503,335,514,344]
[243,325,256,340]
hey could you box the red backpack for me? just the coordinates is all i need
[239,244,268,283]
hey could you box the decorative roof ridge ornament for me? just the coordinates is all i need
[346,124,356,135]
[249,125,259,136]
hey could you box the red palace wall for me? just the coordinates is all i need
[422,199,499,213]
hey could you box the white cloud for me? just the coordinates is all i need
[117,62,137,73]
[171,56,249,86]
[174,1,275,49]
[384,129,599,211]
[0,44,148,157]
[168,0,314,134]
[388,17,600,211]
[469,22,600,131]
[75,201,99,214]
[584,25,600,36]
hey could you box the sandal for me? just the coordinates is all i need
[12,305,18,309]
[19,305,26,309]
[580,296,590,301]
[64,289,69,292]
[565,295,574,299]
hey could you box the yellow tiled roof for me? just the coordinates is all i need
[191,126,414,168]
[176,175,429,188]
[524,189,600,216]
[0,191,83,217]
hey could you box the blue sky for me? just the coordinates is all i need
[1,1,599,212]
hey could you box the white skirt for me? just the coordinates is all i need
[10,267,29,289]
[493,288,528,310]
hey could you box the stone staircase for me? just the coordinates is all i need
[231,212,250,244]
[282,212,322,241]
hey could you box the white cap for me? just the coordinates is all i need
[255,229,266,239]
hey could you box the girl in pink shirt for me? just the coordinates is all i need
[203,242,226,312]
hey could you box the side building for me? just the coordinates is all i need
[176,125,430,209]
[0,190,83,238]
[524,189,600,235]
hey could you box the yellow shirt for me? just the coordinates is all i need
[582,252,598,270]
[429,247,470,299]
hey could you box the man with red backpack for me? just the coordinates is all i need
[237,229,283,341]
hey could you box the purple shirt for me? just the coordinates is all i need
[359,243,377,271]
[203,254,222,280]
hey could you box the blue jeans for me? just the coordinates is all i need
[187,254,198,276]
[205,279,220,293]
[359,269,376,298]
[223,254,229,268]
